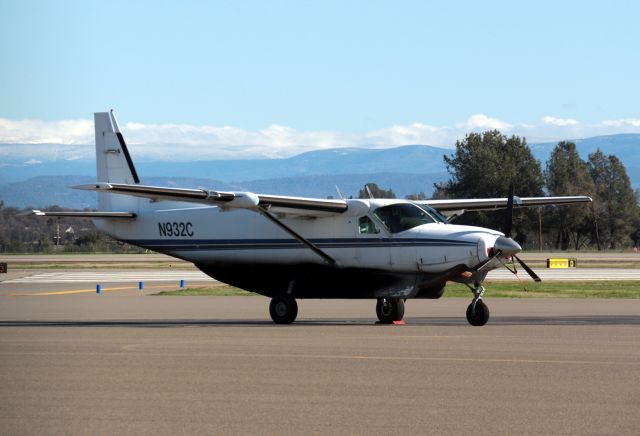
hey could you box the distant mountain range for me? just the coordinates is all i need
[0,134,638,208]
[0,144,449,183]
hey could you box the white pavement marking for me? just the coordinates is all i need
[3,270,215,284]
[3,268,639,284]
[486,268,640,281]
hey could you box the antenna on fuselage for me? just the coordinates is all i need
[335,185,345,200]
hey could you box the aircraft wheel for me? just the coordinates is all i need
[376,298,405,323]
[269,296,298,324]
[466,300,490,326]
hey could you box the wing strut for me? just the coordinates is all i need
[259,208,336,265]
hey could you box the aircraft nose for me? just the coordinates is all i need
[494,236,521,257]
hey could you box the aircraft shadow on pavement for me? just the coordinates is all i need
[1,315,639,328]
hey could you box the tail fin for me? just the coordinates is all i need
[94,110,140,211]
[95,110,140,184]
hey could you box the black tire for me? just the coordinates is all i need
[466,300,490,326]
[376,298,405,323]
[269,296,298,324]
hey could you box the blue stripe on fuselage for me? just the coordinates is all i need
[122,237,477,251]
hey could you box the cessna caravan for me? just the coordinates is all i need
[34,111,592,326]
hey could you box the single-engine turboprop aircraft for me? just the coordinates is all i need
[33,111,592,326]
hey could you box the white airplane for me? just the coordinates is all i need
[34,111,592,326]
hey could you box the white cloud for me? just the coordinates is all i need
[0,118,93,144]
[121,122,357,159]
[542,116,579,127]
[364,123,451,147]
[458,114,512,130]
[1,114,640,162]
[24,159,42,165]
[601,118,640,127]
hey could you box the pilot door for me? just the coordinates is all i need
[355,215,391,269]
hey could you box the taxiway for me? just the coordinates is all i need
[1,284,639,435]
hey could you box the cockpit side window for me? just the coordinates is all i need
[358,216,380,234]
[373,203,436,233]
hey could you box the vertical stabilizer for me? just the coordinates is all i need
[94,110,140,210]
[95,110,140,184]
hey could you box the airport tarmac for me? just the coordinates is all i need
[1,281,640,435]
[0,268,640,296]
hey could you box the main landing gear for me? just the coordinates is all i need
[269,295,298,324]
[466,284,490,326]
[268,296,407,324]
[376,298,405,324]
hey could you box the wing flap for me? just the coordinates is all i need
[74,183,236,203]
[258,194,348,213]
[421,196,592,212]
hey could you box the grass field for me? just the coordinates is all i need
[154,281,640,299]
[154,285,257,297]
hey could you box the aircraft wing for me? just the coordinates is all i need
[420,195,592,213]
[72,182,591,217]
[72,182,347,265]
[74,183,349,215]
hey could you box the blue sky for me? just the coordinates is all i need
[1,0,639,160]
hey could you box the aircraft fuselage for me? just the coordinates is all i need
[95,197,503,298]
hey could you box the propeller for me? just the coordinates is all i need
[514,254,541,282]
[464,183,542,283]
[499,183,541,282]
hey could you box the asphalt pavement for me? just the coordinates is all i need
[1,291,639,435]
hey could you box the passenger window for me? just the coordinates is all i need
[358,216,380,234]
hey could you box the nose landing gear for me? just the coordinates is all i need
[465,283,490,326]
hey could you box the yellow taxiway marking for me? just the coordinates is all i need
[8,284,181,296]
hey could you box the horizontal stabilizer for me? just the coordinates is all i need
[30,210,136,219]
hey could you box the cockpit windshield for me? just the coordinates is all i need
[415,203,449,224]
[373,203,441,234]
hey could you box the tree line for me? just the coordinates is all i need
[428,131,638,250]
[359,131,640,250]
[0,205,143,254]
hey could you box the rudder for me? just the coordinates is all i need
[95,110,140,184]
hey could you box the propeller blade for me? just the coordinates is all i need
[470,251,499,272]
[503,183,514,238]
[514,254,542,282]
